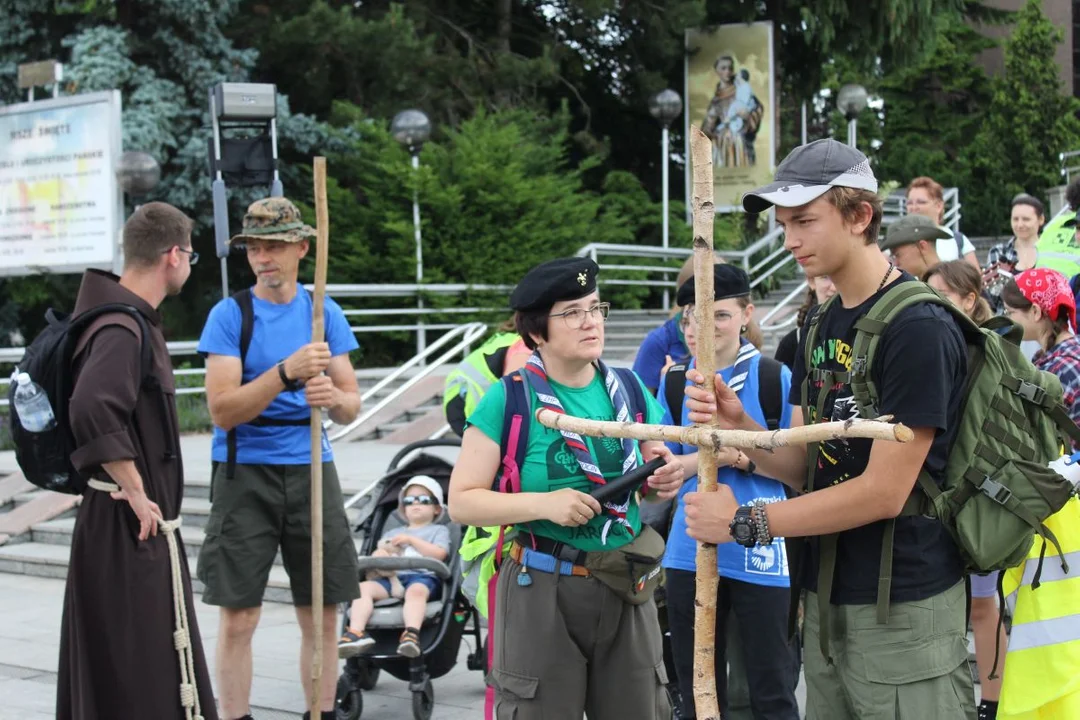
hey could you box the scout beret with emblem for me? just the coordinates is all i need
[510,257,599,311]
[676,264,751,307]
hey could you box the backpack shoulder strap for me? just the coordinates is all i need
[496,371,532,494]
[849,282,977,418]
[955,230,965,258]
[663,363,688,424]
[225,289,254,480]
[756,356,784,431]
[231,289,255,365]
[72,304,154,387]
[613,366,647,422]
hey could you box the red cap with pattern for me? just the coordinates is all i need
[1015,268,1077,332]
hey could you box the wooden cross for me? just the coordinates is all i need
[535,127,914,720]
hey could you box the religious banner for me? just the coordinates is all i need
[0,90,123,276]
[685,22,776,213]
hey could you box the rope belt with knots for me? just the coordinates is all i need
[87,479,204,720]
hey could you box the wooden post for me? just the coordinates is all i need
[310,156,331,717]
[689,125,720,720]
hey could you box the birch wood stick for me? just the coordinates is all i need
[689,125,721,720]
[310,156,331,717]
[535,409,914,449]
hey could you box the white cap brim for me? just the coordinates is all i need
[743,172,879,214]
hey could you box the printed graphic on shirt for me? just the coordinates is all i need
[807,334,863,487]
[740,496,789,576]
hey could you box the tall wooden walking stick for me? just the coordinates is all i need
[309,156,331,717]
[688,125,721,720]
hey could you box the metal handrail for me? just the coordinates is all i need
[327,321,488,443]
[759,280,808,331]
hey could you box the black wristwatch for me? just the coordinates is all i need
[729,506,757,548]
[277,360,302,391]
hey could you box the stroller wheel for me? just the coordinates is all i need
[355,659,380,691]
[336,672,363,720]
[411,677,434,720]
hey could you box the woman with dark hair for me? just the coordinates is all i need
[985,194,1046,311]
[448,256,685,719]
[774,274,835,370]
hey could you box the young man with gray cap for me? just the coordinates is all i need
[197,197,363,720]
[680,139,976,719]
[878,213,951,279]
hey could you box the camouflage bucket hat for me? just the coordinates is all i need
[229,197,316,245]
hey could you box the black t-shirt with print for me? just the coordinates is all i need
[788,273,967,605]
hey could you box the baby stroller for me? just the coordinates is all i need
[335,439,486,720]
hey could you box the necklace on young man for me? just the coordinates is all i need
[877,262,895,292]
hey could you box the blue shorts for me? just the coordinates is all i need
[969,571,1000,599]
[374,573,442,600]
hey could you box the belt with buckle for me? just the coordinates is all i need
[510,542,590,577]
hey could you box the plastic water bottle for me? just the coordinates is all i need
[13,372,55,432]
[1048,452,1080,495]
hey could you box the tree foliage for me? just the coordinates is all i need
[959,0,1080,235]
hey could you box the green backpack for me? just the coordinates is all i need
[802,282,1080,657]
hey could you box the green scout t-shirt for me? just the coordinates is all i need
[467,369,665,552]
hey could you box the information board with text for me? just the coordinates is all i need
[0,91,122,276]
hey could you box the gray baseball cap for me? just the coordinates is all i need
[742,139,878,214]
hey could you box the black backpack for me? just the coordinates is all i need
[10,304,154,494]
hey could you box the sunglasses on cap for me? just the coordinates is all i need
[402,495,437,506]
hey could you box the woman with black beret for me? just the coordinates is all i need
[449,256,686,719]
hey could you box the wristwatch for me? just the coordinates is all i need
[729,506,757,548]
[277,360,302,392]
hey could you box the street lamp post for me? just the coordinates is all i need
[391,109,432,359]
[648,89,682,310]
[837,84,869,148]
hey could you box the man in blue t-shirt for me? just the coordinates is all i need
[196,198,362,720]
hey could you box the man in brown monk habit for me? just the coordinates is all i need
[57,202,217,720]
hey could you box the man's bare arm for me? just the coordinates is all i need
[763,426,935,537]
[205,343,330,431]
[322,353,361,425]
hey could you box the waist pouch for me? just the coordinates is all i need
[584,524,666,605]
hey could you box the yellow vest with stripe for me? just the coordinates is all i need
[442,332,519,420]
[1035,210,1080,277]
[1000,495,1080,719]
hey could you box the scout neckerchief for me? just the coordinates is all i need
[718,337,760,393]
[525,350,637,544]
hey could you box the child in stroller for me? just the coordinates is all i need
[335,440,486,720]
[339,476,450,658]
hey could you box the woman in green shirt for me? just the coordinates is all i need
[449,256,686,720]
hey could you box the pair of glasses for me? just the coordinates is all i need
[680,310,734,329]
[164,246,200,265]
[549,302,610,329]
[403,495,436,506]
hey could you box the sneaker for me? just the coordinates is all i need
[397,628,421,658]
[338,628,376,658]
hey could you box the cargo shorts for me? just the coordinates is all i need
[803,581,976,720]
[197,462,360,608]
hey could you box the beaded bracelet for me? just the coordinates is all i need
[752,499,773,546]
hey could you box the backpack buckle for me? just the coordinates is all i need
[978,477,1014,505]
[851,357,868,375]
[1014,381,1046,405]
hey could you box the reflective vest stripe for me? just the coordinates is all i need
[1008,612,1080,652]
[1018,549,1080,587]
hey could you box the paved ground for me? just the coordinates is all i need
[0,436,821,718]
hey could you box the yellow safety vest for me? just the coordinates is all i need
[999,496,1080,719]
[1035,210,1080,278]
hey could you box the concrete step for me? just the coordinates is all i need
[30,516,366,568]
[0,540,296,603]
